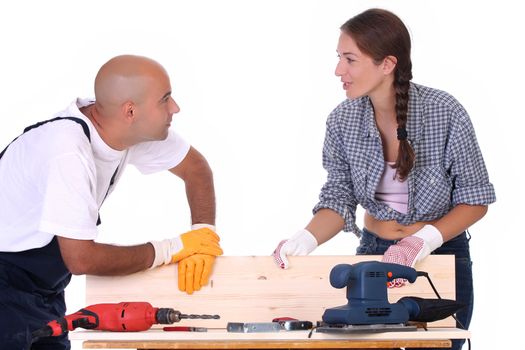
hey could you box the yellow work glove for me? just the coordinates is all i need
[178,254,216,294]
[149,227,223,268]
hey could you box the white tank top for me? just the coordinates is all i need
[374,162,409,214]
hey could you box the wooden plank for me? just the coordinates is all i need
[84,255,455,331]
[77,327,468,348]
[72,328,469,342]
[81,338,453,349]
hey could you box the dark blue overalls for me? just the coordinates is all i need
[0,117,91,349]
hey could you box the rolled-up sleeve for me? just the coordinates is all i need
[313,113,359,235]
[449,105,496,206]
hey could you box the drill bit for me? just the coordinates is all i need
[179,313,220,320]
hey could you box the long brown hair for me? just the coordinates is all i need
[341,8,415,180]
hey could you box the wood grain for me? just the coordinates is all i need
[84,255,456,329]
[74,327,469,348]
[72,327,469,341]
[81,339,453,349]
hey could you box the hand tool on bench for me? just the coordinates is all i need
[317,261,464,334]
[227,319,313,332]
[272,317,313,330]
[227,322,282,333]
[31,301,219,342]
[163,326,208,332]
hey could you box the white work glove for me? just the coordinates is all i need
[272,229,318,269]
[382,224,443,287]
[149,226,222,269]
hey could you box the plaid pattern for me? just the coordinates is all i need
[313,83,496,236]
[382,236,424,267]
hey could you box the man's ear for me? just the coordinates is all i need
[122,101,135,121]
[382,55,397,75]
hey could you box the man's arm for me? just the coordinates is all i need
[58,226,223,276]
[56,147,216,276]
[169,146,215,226]
[57,237,155,275]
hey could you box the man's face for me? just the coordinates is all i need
[132,72,180,142]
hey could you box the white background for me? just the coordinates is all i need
[0,1,522,349]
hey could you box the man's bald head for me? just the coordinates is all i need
[94,55,169,113]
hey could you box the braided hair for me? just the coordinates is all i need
[340,8,415,180]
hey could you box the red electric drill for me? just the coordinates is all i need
[31,301,219,341]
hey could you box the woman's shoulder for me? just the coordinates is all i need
[411,82,464,111]
[411,82,472,130]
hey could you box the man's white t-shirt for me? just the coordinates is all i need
[0,98,190,252]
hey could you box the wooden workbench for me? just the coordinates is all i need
[72,327,469,349]
[70,255,469,349]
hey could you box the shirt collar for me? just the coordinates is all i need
[361,97,378,139]
[69,98,125,162]
[406,82,424,144]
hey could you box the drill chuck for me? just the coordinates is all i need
[157,308,182,324]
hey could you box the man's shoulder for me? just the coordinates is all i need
[17,117,92,160]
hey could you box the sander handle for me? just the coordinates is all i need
[381,262,418,283]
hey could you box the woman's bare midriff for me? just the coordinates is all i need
[364,212,438,240]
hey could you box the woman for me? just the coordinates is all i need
[272,8,495,350]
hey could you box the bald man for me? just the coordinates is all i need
[0,55,222,349]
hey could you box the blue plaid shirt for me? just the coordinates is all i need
[313,83,496,235]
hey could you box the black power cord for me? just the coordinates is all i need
[307,325,316,338]
[417,271,471,350]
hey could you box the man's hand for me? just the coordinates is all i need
[178,254,216,294]
[382,225,443,287]
[150,228,223,268]
[272,229,318,269]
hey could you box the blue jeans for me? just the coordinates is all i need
[357,229,473,350]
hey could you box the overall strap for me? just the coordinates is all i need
[0,115,112,226]
[0,116,90,159]
[0,117,92,293]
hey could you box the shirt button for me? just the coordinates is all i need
[387,207,393,213]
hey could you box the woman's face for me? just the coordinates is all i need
[335,32,392,100]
